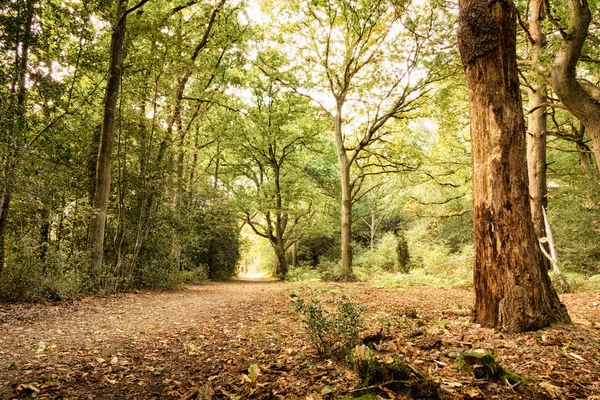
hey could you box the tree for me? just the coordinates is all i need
[87,0,149,280]
[525,0,549,243]
[261,0,436,279]
[227,78,324,277]
[457,0,570,332]
[546,0,600,167]
[0,0,36,278]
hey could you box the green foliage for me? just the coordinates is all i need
[548,174,600,275]
[462,349,522,385]
[560,272,600,292]
[292,292,366,359]
[349,345,411,388]
[354,232,404,277]
[0,245,84,301]
[286,262,322,282]
[316,259,342,282]
[3,0,600,300]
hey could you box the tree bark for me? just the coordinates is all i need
[0,0,35,278]
[547,0,600,166]
[526,0,548,247]
[458,0,570,332]
[87,0,129,277]
[273,166,288,277]
[369,212,376,251]
[335,104,354,281]
[0,192,11,278]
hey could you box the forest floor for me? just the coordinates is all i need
[0,280,599,400]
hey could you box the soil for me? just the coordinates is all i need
[0,280,599,399]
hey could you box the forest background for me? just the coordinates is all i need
[1,0,599,301]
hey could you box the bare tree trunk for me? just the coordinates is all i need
[0,0,35,278]
[334,104,354,280]
[458,0,570,332]
[369,212,376,251]
[0,192,11,278]
[87,0,129,278]
[272,241,287,277]
[527,0,548,248]
[540,207,570,292]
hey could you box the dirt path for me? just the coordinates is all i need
[0,280,286,359]
[0,282,599,399]
[0,280,292,399]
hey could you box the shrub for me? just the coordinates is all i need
[0,246,85,301]
[316,259,341,281]
[286,262,322,282]
[292,292,366,359]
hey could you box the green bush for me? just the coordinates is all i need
[292,292,366,359]
[286,262,322,282]
[317,258,341,281]
[0,246,85,301]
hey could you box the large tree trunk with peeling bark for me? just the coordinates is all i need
[458,0,570,332]
[527,0,548,248]
[548,0,600,167]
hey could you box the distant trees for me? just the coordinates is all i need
[458,0,570,332]
[261,0,440,279]
[0,0,597,300]
[226,76,326,277]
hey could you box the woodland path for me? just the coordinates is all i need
[0,281,599,399]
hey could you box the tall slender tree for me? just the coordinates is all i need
[0,0,36,278]
[87,0,149,279]
[526,0,549,244]
[457,0,570,332]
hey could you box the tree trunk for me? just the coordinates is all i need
[272,240,287,278]
[526,0,548,247]
[369,212,376,251]
[334,105,354,280]
[87,0,129,278]
[458,0,570,332]
[0,0,35,278]
[547,0,600,166]
[0,192,11,278]
[273,166,288,277]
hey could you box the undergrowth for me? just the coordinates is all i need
[291,292,366,359]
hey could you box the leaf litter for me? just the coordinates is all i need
[0,281,598,399]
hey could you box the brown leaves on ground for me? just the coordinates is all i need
[0,281,598,399]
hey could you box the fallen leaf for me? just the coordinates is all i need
[569,352,585,361]
[321,385,334,395]
[248,363,260,382]
[36,341,46,353]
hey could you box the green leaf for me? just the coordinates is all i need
[321,385,334,395]
[36,341,46,353]
[248,363,260,382]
